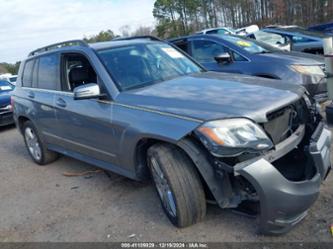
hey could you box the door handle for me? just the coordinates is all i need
[56,98,67,108]
[28,91,35,99]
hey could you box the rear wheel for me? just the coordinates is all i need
[147,143,206,228]
[23,121,58,165]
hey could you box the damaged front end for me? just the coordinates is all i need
[195,96,331,234]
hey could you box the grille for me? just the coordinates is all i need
[263,99,307,144]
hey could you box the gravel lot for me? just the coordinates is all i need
[0,124,332,242]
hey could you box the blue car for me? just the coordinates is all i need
[309,22,333,35]
[0,80,15,126]
[262,26,329,54]
[169,34,327,101]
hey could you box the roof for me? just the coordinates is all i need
[89,39,159,50]
[27,36,163,58]
[264,27,329,38]
[196,27,233,33]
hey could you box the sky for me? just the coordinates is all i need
[0,0,156,63]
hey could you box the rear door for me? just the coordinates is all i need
[20,55,59,136]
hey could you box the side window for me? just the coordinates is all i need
[292,36,315,43]
[32,59,39,88]
[38,53,60,90]
[173,42,189,53]
[231,51,247,62]
[191,40,227,63]
[22,60,35,87]
[61,53,97,92]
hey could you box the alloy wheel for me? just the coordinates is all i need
[150,157,177,218]
[25,127,42,161]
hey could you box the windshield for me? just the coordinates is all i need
[223,35,280,54]
[98,43,203,91]
[253,31,286,45]
[0,80,14,91]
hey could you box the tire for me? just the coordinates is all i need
[147,143,206,228]
[23,121,58,165]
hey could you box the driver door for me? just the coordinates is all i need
[189,39,242,73]
[52,52,119,165]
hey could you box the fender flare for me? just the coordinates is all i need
[177,137,234,208]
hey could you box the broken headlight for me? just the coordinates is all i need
[196,118,273,157]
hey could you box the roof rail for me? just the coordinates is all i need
[28,40,88,57]
[112,35,162,42]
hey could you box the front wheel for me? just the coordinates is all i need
[147,144,206,228]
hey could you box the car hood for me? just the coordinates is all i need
[260,51,324,65]
[116,72,304,123]
[0,91,12,107]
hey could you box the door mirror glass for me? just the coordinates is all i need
[73,83,101,100]
[214,53,232,64]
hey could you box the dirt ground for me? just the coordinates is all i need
[0,124,332,242]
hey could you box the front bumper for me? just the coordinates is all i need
[0,111,14,126]
[235,122,331,234]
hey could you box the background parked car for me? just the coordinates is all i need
[0,80,14,126]
[196,25,259,36]
[261,26,331,54]
[246,30,291,51]
[235,24,259,35]
[169,34,327,101]
[0,74,18,85]
[308,22,333,35]
[196,27,236,35]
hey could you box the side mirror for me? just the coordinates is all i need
[73,83,102,100]
[214,52,232,64]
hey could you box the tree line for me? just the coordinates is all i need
[2,0,333,73]
[153,0,333,37]
[0,62,20,75]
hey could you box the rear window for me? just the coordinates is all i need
[37,54,60,90]
[22,60,35,87]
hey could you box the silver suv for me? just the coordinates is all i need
[12,37,331,234]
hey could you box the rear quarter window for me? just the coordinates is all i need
[22,60,35,87]
[37,53,60,90]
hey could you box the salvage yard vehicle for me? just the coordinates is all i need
[12,37,331,234]
[309,22,333,35]
[0,74,18,85]
[246,30,291,51]
[262,26,330,54]
[169,34,327,102]
[196,27,236,35]
[0,80,14,126]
